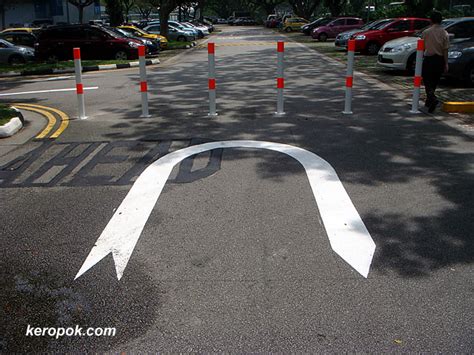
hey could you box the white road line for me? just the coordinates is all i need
[75,141,376,281]
[0,86,99,97]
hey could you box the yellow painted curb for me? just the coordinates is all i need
[14,103,69,139]
[442,102,474,113]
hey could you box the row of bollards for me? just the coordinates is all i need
[72,39,426,119]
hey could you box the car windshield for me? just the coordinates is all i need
[412,20,461,38]
[372,19,394,30]
[0,39,14,47]
[113,28,130,38]
[316,18,333,26]
[367,19,393,30]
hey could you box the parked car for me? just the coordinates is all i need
[283,17,309,32]
[144,24,195,42]
[117,25,168,49]
[35,24,142,61]
[0,39,35,64]
[227,16,236,26]
[168,21,200,37]
[311,17,364,41]
[0,27,41,35]
[335,18,393,48]
[351,17,431,54]
[265,14,277,27]
[234,17,258,26]
[110,28,159,55]
[0,31,37,48]
[445,39,474,85]
[378,17,474,71]
[301,17,333,35]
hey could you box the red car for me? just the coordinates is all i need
[350,17,431,54]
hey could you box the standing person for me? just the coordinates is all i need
[421,11,450,113]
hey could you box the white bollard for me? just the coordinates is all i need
[276,41,285,115]
[410,39,424,114]
[343,40,355,115]
[208,42,217,116]
[138,45,151,118]
[73,48,86,119]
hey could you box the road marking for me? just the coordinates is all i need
[75,141,376,281]
[16,103,69,139]
[14,104,69,139]
[0,86,98,97]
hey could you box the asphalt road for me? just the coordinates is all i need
[0,26,473,352]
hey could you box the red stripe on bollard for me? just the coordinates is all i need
[417,39,424,51]
[138,45,146,57]
[345,76,353,88]
[277,77,284,89]
[347,39,356,52]
[73,48,81,60]
[208,43,215,54]
[76,83,84,94]
[208,78,216,90]
[414,76,422,88]
[277,41,284,52]
[140,81,148,92]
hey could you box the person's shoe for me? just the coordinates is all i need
[428,99,439,113]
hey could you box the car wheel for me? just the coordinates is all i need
[366,42,380,55]
[8,54,26,65]
[406,54,416,73]
[285,27,292,32]
[318,33,328,42]
[114,50,128,60]
[177,35,186,42]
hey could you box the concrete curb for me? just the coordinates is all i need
[185,41,197,49]
[0,116,23,138]
[0,58,160,78]
[443,102,474,113]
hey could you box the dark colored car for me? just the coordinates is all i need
[0,32,37,48]
[301,17,333,35]
[36,24,142,61]
[446,39,474,86]
[350,17,431,54]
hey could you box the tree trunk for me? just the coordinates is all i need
[159,7,172,39]
[79,5,84,23]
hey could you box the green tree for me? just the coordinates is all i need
[68,0,95,23]
[323,0,346,16]
[121,0,136,22]
[288,0,322,19]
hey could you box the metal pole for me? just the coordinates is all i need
[208,42,217,116]
[343,39,355,115]
[410,39,424,114]
[276,41,285,115]
[138,45,151,118]
[73,47,86,119]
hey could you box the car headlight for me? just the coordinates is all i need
[390,43,412,52]
[355,35,366,40]
[448,50,462,59]
[144,40,152,45]
[128,41,139,48]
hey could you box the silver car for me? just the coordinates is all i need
[144,24,196,42]
[0,39,35,64]
[378,17,474,72]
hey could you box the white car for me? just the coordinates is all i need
[183,22,209,36]
[377,17,474,72]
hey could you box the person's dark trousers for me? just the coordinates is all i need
[422,55,445,109]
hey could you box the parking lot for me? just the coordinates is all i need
[0,25,473,352]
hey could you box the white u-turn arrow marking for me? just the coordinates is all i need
[75,141,375,280]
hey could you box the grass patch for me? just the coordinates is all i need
[166,40,193,50]
[0,59,134,74]
[0,104,18,126]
